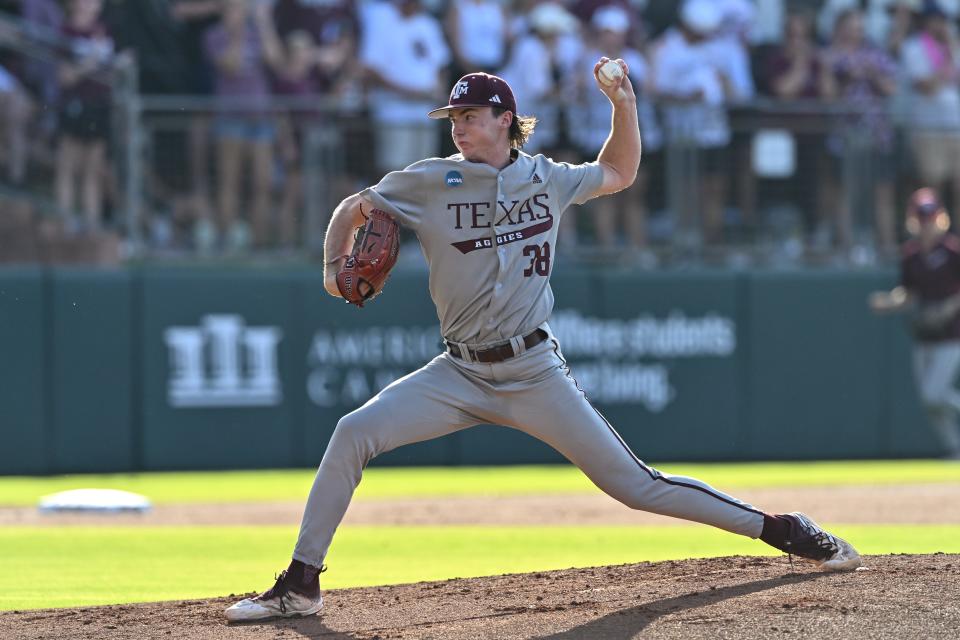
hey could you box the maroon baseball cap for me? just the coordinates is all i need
[427,73,518,119]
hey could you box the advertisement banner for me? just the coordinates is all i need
[0,265,938,475]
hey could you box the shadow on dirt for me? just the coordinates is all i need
[532,571,830,640]
[230,570,832,639]
[244,618,358,639]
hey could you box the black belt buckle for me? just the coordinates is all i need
[448,329,546,363]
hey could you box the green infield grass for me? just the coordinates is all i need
[2,524,958,611]
[1,460,959,506]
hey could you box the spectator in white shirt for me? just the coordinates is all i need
[444,0,511,77]
[652,0,732,246]
[710,0,756,102]
[497,2,582,154]
[902,2,960,207]
[360,0,451,173]
[567,5,661,256]
[749,0,786,45]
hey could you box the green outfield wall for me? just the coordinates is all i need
[0,265,938,474]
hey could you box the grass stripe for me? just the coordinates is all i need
[0,460,958,506]
[2,524,958,611]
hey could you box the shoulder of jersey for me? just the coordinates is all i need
[404,156,462,171]
[522,152,552,180]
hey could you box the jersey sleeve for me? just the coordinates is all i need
[551,160,605,209]
[359,162,429,230]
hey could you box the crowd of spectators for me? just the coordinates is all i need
[3,0,960,264]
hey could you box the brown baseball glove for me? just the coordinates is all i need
[335,207,400,307]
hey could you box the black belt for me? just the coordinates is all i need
[447,329,548,364]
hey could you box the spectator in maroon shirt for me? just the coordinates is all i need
[870,188,960,459]
[281,2,366,246]
[273,30,322,249]
[820,8,899,258]
[765,11,822,101]
[54,0,114,232]
[762,11,831,244]
[270,0,357,100]
[272,0,357,48]
[168,0,222,252]
[271,0,358,98]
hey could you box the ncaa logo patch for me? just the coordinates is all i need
[446,170,464,187]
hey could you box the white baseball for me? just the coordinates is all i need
[598,60,624,87]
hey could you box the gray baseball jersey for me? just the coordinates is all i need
[291,151,767,569]
[361,150,601,345]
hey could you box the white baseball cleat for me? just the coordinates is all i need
[819,537,862,572]
[781,512,862,572]
[225,590,322,621]
[225,563,325,622]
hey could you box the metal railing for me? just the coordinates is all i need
[126,94,924,268]
[135,93,375,260]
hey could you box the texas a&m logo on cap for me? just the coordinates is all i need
[452,81,469,100]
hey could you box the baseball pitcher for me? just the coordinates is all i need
[226,60,861,622]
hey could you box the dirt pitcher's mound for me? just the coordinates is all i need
[2,555,957,640]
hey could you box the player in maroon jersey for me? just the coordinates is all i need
[870,188,960,459]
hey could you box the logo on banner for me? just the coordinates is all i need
[164,314,283,408]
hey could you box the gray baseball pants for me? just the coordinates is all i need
[293,329,765,567]
[913,340,960,456]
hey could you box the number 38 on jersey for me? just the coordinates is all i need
[523,242,551,277]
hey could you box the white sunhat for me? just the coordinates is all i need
[528,3,580,35]
[592,5,631,34]
[681,0,723,35]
